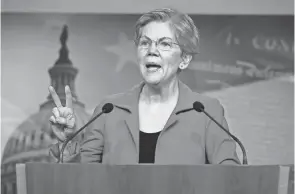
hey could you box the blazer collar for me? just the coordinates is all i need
[112,80,197,157]
[114,80,195,114]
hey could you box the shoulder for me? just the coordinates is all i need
[92,82,143,114]
[91,92,127,113]
[101,92,129,104]
[179,80,222,110]
[190,91,224,115]
[194,92,222,107]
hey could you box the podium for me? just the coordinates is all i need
[16,163,292,194]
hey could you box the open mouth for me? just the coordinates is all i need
[145,63,161,72]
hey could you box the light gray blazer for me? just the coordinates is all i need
[50,81,240,165]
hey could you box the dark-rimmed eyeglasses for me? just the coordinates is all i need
[137,36,179,51]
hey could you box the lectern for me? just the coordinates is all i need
[16,163,292,194]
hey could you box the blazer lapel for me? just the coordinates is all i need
[163,80,195,132]
[125,111,140,154]
[114,82,144,157]
[113,80,195,156]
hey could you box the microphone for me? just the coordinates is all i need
[193,101,248,165]
[175,108,194,115]
[59,103,114,163]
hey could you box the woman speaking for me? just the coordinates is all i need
[49,8,240,165]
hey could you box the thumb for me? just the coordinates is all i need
[51,124,67,142]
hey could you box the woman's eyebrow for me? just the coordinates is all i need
[140,36,173,41]
[158,37,173,41]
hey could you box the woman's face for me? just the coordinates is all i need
[136,21,190,86]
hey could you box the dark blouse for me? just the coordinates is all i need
[139,130,161,163]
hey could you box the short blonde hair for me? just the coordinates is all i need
[134,8,200,56]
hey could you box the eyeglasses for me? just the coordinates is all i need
[137,37,179,51]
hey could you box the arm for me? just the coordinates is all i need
[79,104,106,163]
[49,102,106,163]
[205,100,241,165]
[49,141,81,163]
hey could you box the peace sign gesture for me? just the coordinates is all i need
[49,85,76,142]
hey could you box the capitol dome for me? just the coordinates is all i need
[1,25,91,194]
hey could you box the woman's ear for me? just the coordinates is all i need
[179,54,192,70]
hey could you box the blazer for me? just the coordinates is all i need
[51,80,240,165]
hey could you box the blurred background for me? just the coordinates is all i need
[1,0,294,193]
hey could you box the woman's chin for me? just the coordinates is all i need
[143,78,162,86]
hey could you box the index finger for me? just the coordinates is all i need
[65,85,73,108]
[48,86,62,108]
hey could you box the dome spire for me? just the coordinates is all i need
[40,25,85,109]
[55,25,72,65]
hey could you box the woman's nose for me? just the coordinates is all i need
[148,42,159,54]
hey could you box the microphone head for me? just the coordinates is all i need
[193,101,205,112]
[102,103,114,113]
